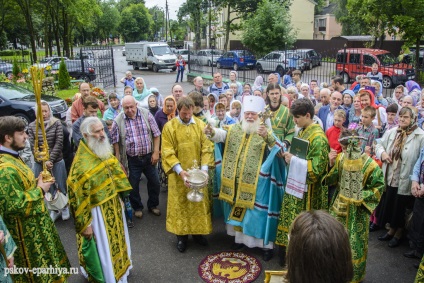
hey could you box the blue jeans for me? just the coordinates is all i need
[176,67,184,82]
[33,159,68,195]
[127,153,160,211]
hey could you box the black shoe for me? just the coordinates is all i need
[127,220,134,228]
[414,262,420,269]
[378,233,394,241]
[369,223,380,232]
[404,250,421,259]
[278,246,286,267]
[263,249,273,261]
[388,237,401,248]
[231,243,245,250]
[176,235,188,253]
[193,235,208,246]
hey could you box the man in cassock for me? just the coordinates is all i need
[68,117,132,282]
[204,95,286,261]
[275,98,330,266]
[326,129,384,283]
[265,83,295,146]
[161,97,214,253]
[0,116,70,283]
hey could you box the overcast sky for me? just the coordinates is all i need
[145,0,184,20]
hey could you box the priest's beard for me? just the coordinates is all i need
[242,118,261,135]
[87,135,112,160]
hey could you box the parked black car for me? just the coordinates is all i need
[0,82,68,125]
[49,60,96,82]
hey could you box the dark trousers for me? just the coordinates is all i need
[409,198,424,255]
[176,68,184,82]
[127,153,160,211]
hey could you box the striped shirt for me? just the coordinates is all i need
[111,108,161,156]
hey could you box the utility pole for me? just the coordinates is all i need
[165,0,168,42]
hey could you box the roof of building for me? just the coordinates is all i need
[331,35,374,41]
[316,2,337,15]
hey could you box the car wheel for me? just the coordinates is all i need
[382,76,393,88]
[172,67,177,72]
[132,63,139,70]
[233,63,238,71]
[14,113,30,126]
[217,62,221,69]
[5,72,12,79]
[276,66,284,77]
[195,60,200,66]
[152,64,159,72]
[256,64,263,74]
[308,62,313,70]
[79,75,90,82]
[318,60,321,66]
[342,72,350,84]
[207,60,212,67]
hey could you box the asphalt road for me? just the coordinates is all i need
[55,47,418,282]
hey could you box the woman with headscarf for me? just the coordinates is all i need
[392,85,408,106]
[207,93,217,115]
[241,83,252,102]
[406,80,422,105]
[253,76,264,92]
[154,95,177,192]
[227,100,243,123]
[28,101,69,222]
[358,88,387,129]
[102,92,122,120]
[133,77,151,107]
[375,106,424,248]
[148,94,160,116]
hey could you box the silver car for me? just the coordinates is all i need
[0,60,13,78]
[256,51,302,75]
[192,49,223,66]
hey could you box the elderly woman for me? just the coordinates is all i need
[406,80,422,105]
[375,106,424,247]
[28,101,69,222]
[358,88,387,129]
[133,77,150,106]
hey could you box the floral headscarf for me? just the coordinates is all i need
[162,95,176,121]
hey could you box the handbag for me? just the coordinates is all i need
[44,189,68,211]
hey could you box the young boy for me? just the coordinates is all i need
[358,106,379,154]
[366,63,383,83]
[326,109,346,154]
[218,94,228,110]
[275,98,329,266]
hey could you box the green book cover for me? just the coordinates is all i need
[289,137,309,160]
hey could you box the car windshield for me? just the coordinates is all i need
[377,53,398,66]
[152,46,172,55]
[179,50,188,55]
[0,83,33,100]
[236,51,253,57]
[39,58,52,64]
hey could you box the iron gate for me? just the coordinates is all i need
[80,46,116,88]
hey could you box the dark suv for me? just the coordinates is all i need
[50,60,96,82]
[0,82,67,125]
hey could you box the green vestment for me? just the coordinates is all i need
[327,153,384,283]
[270,105,295,144]
[0,152,70,283]
[275,123,329,247]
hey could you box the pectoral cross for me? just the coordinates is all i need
[258,107,274,126]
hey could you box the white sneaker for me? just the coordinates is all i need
[61,206,70,221]
[50,210,61,222]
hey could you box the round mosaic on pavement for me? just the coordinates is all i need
[198,251,262,283]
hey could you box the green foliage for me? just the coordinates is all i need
[241,0,296,57]
[0,31,7,50]
[148,5,165,40]
[12,57,20,79]
[178,0,207,49]
[58,59,71,90]
[0,50,30,56]
[119,3,153,42]
[97,1,121,40]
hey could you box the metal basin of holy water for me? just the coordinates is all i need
[186,170,208,202]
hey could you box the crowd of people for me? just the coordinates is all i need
[1,66,424,283]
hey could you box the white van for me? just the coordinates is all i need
[125,42,177,72]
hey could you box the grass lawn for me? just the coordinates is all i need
[56,88,78,100]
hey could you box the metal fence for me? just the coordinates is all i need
[0,46,116,88]
[188,46,424,98]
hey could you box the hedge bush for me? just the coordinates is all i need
[12,58,20,78]
[0,50,30,56]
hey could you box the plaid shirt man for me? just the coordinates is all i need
[111,108,161,156]
[357,123,379,154]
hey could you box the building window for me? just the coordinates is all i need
[318,19,326,32]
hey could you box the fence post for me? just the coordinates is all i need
[211,50,214,77]
[342,43,346,80]
[80,48,85,79]
[110,47,116,88]
[243,50,246,83]
[188,45,191,73]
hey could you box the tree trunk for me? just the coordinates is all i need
[62,7,70,57]
[224,5,231,51]
[15,0,37,62]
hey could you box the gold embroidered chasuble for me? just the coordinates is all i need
[275,123,330,247]
[219,123,268,212]
[67,140,132,281]
[161,117,214,235]
[0,152,70,283]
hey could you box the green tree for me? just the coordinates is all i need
[58,58,71,90]
[0,30,7,50]
[97,1,121,43]
[12,57,19,80]
[178,0,207,49]
[241,0,296,57]
[394,0,424,78]
[119,3,153,42]
[148,5,165,40]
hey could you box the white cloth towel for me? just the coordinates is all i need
[285,156,307,199]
